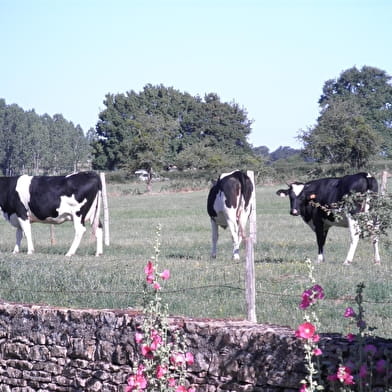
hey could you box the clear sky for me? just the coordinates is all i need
[1,0,391,151]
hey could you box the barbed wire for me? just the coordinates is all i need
[1,284,392,305]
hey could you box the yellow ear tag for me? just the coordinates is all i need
[309,194,316,199]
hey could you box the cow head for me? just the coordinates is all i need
[276,182,306,216]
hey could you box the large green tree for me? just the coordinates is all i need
[299,66,392,167]
[91,84,259,174]
[300,98,380,169]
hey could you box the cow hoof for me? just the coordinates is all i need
[233,254,240,261]
[374,260,381,265]
[343,260,352,266]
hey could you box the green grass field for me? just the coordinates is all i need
[0,181,391,338]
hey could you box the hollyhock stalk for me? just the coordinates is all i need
[296,259,324,392]
[126,225,195,392]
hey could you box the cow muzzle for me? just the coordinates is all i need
[290,209,299,216]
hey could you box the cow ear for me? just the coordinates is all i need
[276,189,289,197]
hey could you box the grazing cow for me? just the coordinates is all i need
[276,172,381,265]
[0,171,104,256]
[207,170,254,260]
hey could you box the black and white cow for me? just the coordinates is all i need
[0,171,104,256]
[276,172,381,265]
[207,170,254,260]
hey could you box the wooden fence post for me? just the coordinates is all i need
[100,172,110,246]
[380,170,389,195]
[245,170,257,322]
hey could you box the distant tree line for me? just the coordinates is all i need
[0,99,90,176]
[2,65,391,179]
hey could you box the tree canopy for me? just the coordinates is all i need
[0,99,91,176]
[299,66,392,168]
[90,84,262,175]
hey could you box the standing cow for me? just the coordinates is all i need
[207,170,254,260]
[276,172,381,265]
[0,171,105,256]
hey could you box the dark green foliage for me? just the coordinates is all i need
[299,66,392,168]
[336,191,392,239]
[0,98,91,175]
[90,84,262,175]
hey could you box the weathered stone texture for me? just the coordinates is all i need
[0,301,391,391]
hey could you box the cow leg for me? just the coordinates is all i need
[227,219,240,260]
[66,216,86,257]
[315,225,328,263]
[370,219,381,264]
[344,216,360,265]
[372,234,381,264]
[210,219,219,258]
[16,218,35,255]
[13,227,23,254]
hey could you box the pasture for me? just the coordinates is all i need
[0,180,391,338]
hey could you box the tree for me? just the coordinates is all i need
[299,97,380,169]
[91,84,260,174]
[26,110,51,174]
[317,66,392,156]
[0,99,91,175]
[269,146,301,162]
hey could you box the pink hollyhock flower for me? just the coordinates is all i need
[364,344,377,355]
[299,285,324,309]
[144,261,154,275]
[375,359,387,374]
[344,307,356,318]
[300,289,312,309]
[146,274,155,285]
[168,378,177,387]
[170,352,186,366]
[300,384,309,392]
[135,332,143,344]
[156,365,167,379]
[346,333,355,342]
[185,352,194,365]
[312,334,320,343]
[153,282,161,290]
[313,348,322,356]
[295,322,316,339]
[337,365,355,385]
[126,373,147,391]
[141,345,153,358]
[160,269,170,280]
[188,388,196,392]
[136,364,145,375]
[150,331,163,350]
[312,284,324,300]
[175,386,187,392]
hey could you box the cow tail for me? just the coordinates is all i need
[92,190,102,236]
[238,172,253,209]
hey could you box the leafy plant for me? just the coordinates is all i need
[296,259,324,391]
[125,225,195,392]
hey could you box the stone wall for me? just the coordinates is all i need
[0,301,391,392]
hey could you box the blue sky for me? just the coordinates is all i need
[1,0,391,151]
